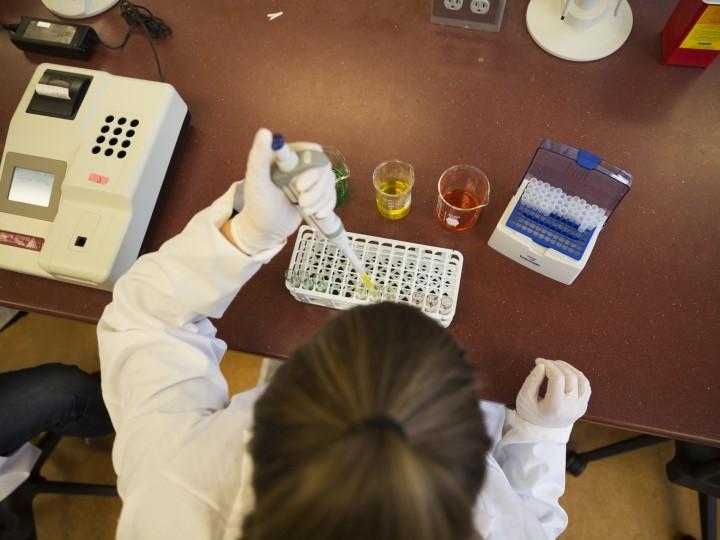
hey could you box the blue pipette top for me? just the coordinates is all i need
[271,133,285,151]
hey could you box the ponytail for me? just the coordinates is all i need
[243,302,489,540]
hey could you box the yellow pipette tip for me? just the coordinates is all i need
[361,273,375,289]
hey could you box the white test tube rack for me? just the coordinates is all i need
[285,226,464,327]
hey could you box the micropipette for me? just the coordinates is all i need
[269,133,374,289]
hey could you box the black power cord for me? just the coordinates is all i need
[2,1,171,81]
[98,1,172,82]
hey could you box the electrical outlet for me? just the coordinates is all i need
[444,0,463,10]
[430,0,506,32]
[470,0,490,15]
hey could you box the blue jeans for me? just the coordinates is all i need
[0,364,113,456]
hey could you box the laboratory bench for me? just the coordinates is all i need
[1,0,719,446]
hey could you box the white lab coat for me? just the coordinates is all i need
[97,183,573,540]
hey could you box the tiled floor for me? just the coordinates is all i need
[0,313,706,539]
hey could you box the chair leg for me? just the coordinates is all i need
[566,435,667,477]
[31,432,62,475]
[0,479,116,539]
[0,484,37,540]
[699,492,717,540]
[0,309,25,332]
[31,479,117,497]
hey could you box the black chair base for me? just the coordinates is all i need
[0,432,117,540]
[567,436,719,540]
[566,435,666,477]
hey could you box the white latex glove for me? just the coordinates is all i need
[515,358,591,429]
[229,128,337,256]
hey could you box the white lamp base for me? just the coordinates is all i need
[42,0,120,19]
[526,0,633,62]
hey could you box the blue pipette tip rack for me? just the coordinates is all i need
[488,140,632,284]
[506,199,595,261]
[505,140,632,261]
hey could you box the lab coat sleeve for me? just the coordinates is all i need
[97,181,282,493]
[491,409,573,539]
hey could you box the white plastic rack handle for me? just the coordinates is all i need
[286,226,464,327]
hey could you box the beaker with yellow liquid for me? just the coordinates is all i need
[373,160,415,220]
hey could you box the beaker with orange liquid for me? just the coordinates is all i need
[435,165,490,231]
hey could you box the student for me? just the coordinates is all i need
[98,129,591,540]
[0,364,113,501]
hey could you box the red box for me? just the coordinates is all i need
[663,0,720,67]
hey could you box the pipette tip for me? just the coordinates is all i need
[361,273,375,289]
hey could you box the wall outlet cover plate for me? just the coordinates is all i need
[431,0,507,32]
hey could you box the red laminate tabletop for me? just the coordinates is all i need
[1,1,719,445]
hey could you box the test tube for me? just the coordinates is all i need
[369,286,382,303]
[356,283,369,301]
[315,278,329,293]
[412,290,425,308]
[425,293,439,313]
[301,273,315,291]
[439,295,453,316]
[383,285,397,302]
[285,269,302,288]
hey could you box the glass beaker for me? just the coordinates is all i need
[373,160,415,220]
[435,165,490,231]
[323,146,350,208]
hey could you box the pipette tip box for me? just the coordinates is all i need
[488,139,632,285]
[285,226,463,327]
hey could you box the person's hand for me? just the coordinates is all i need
[515,358,591,428]
[227,128,336,256]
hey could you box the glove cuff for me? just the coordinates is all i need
[229,211,287,263]
[506,409,574,443]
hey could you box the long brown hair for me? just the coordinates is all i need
[243,302,490,540]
